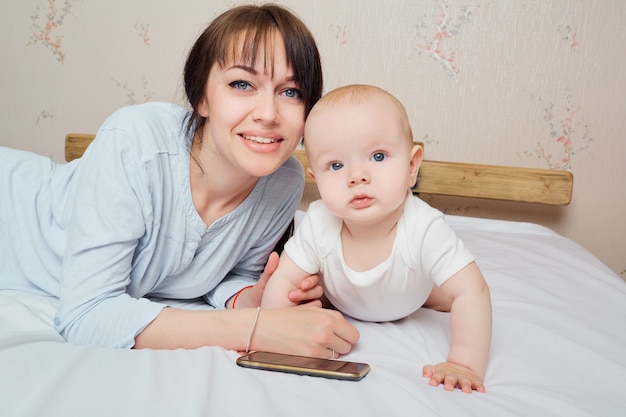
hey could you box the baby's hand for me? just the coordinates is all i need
[422,362,486,393]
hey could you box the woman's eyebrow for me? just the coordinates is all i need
[227,64,296,82]
[228,64,258,75]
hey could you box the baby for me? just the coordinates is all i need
[262,84,492,393]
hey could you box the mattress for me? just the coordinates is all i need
[1,215,625,417]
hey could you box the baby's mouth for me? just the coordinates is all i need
[351,195,373,208]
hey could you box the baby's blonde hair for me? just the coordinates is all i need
[307,84,414,145]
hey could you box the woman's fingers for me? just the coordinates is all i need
[257,252,280,289]
[288,274,324,303]
[257,305,358,358]
[314,308,360,356]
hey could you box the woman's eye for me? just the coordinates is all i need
[329,162,344,171]
[230,80,252,91]
[371,152,386,162]
[283,88,303,99]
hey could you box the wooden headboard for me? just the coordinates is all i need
[65,133,573,205]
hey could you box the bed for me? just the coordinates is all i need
[1,135,624,417]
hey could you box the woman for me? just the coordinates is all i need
[0,4,359,358]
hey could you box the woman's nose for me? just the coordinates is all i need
[252,92,279,124]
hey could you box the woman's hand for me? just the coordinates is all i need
[422,362,486,393]
[287,273,324,304]
[229,252,324,309]
[252,304,360,358]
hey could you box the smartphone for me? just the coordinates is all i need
[236,351,370,381]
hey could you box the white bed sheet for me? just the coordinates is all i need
[1,215,625,417]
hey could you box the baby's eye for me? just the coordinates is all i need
[371,152,386,162]
[229,80,252,91]
[329,162,344,171]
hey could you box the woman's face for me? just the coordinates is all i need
[198,32,306,178]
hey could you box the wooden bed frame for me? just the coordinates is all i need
[65,133,573,205]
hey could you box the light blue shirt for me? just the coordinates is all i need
[0,102,303,348]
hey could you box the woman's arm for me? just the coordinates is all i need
[133,304,359,358]
[134,251,357,356]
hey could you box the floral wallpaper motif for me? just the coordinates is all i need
[2,0,624,277]
[134,23,151,46]
[28,0,81,64]
[329,24,348,45]
[35,110,54,125]
[558,24,579,50]
[413,2,473,79]
[112,76,155,105]
[522,91,593,171]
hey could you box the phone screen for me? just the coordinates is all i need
[236,351,370,381]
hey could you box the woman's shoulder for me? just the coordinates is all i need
[250,154,305,216]
[96,102,191,156]
[102,102,188,132]
[276,154,304,177]
[265,154,305,189]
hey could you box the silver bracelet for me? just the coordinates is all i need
[246,306,261,353]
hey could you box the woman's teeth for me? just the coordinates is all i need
[243,135,276,144]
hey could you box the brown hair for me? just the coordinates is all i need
[183,4,323,138]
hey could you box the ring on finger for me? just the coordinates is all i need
[329,349,335,360]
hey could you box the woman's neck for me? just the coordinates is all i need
[190,135,257,227]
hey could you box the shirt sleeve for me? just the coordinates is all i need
[283,210,319,275]
[54,126,165,348]
[420,212,475,287]
[284,200,341,275]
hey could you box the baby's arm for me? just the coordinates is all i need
[261,253,313,309]
[422,262,492,393]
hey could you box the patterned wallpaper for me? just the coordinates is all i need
[1,0,625,277]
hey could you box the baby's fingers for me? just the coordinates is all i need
[422,363,486,393]
[469,378,486,393]
[422,364,447,387]
[422,364,436,378]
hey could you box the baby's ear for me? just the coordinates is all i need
[409,143,423,187]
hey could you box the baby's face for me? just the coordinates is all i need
[304,97,416,224]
